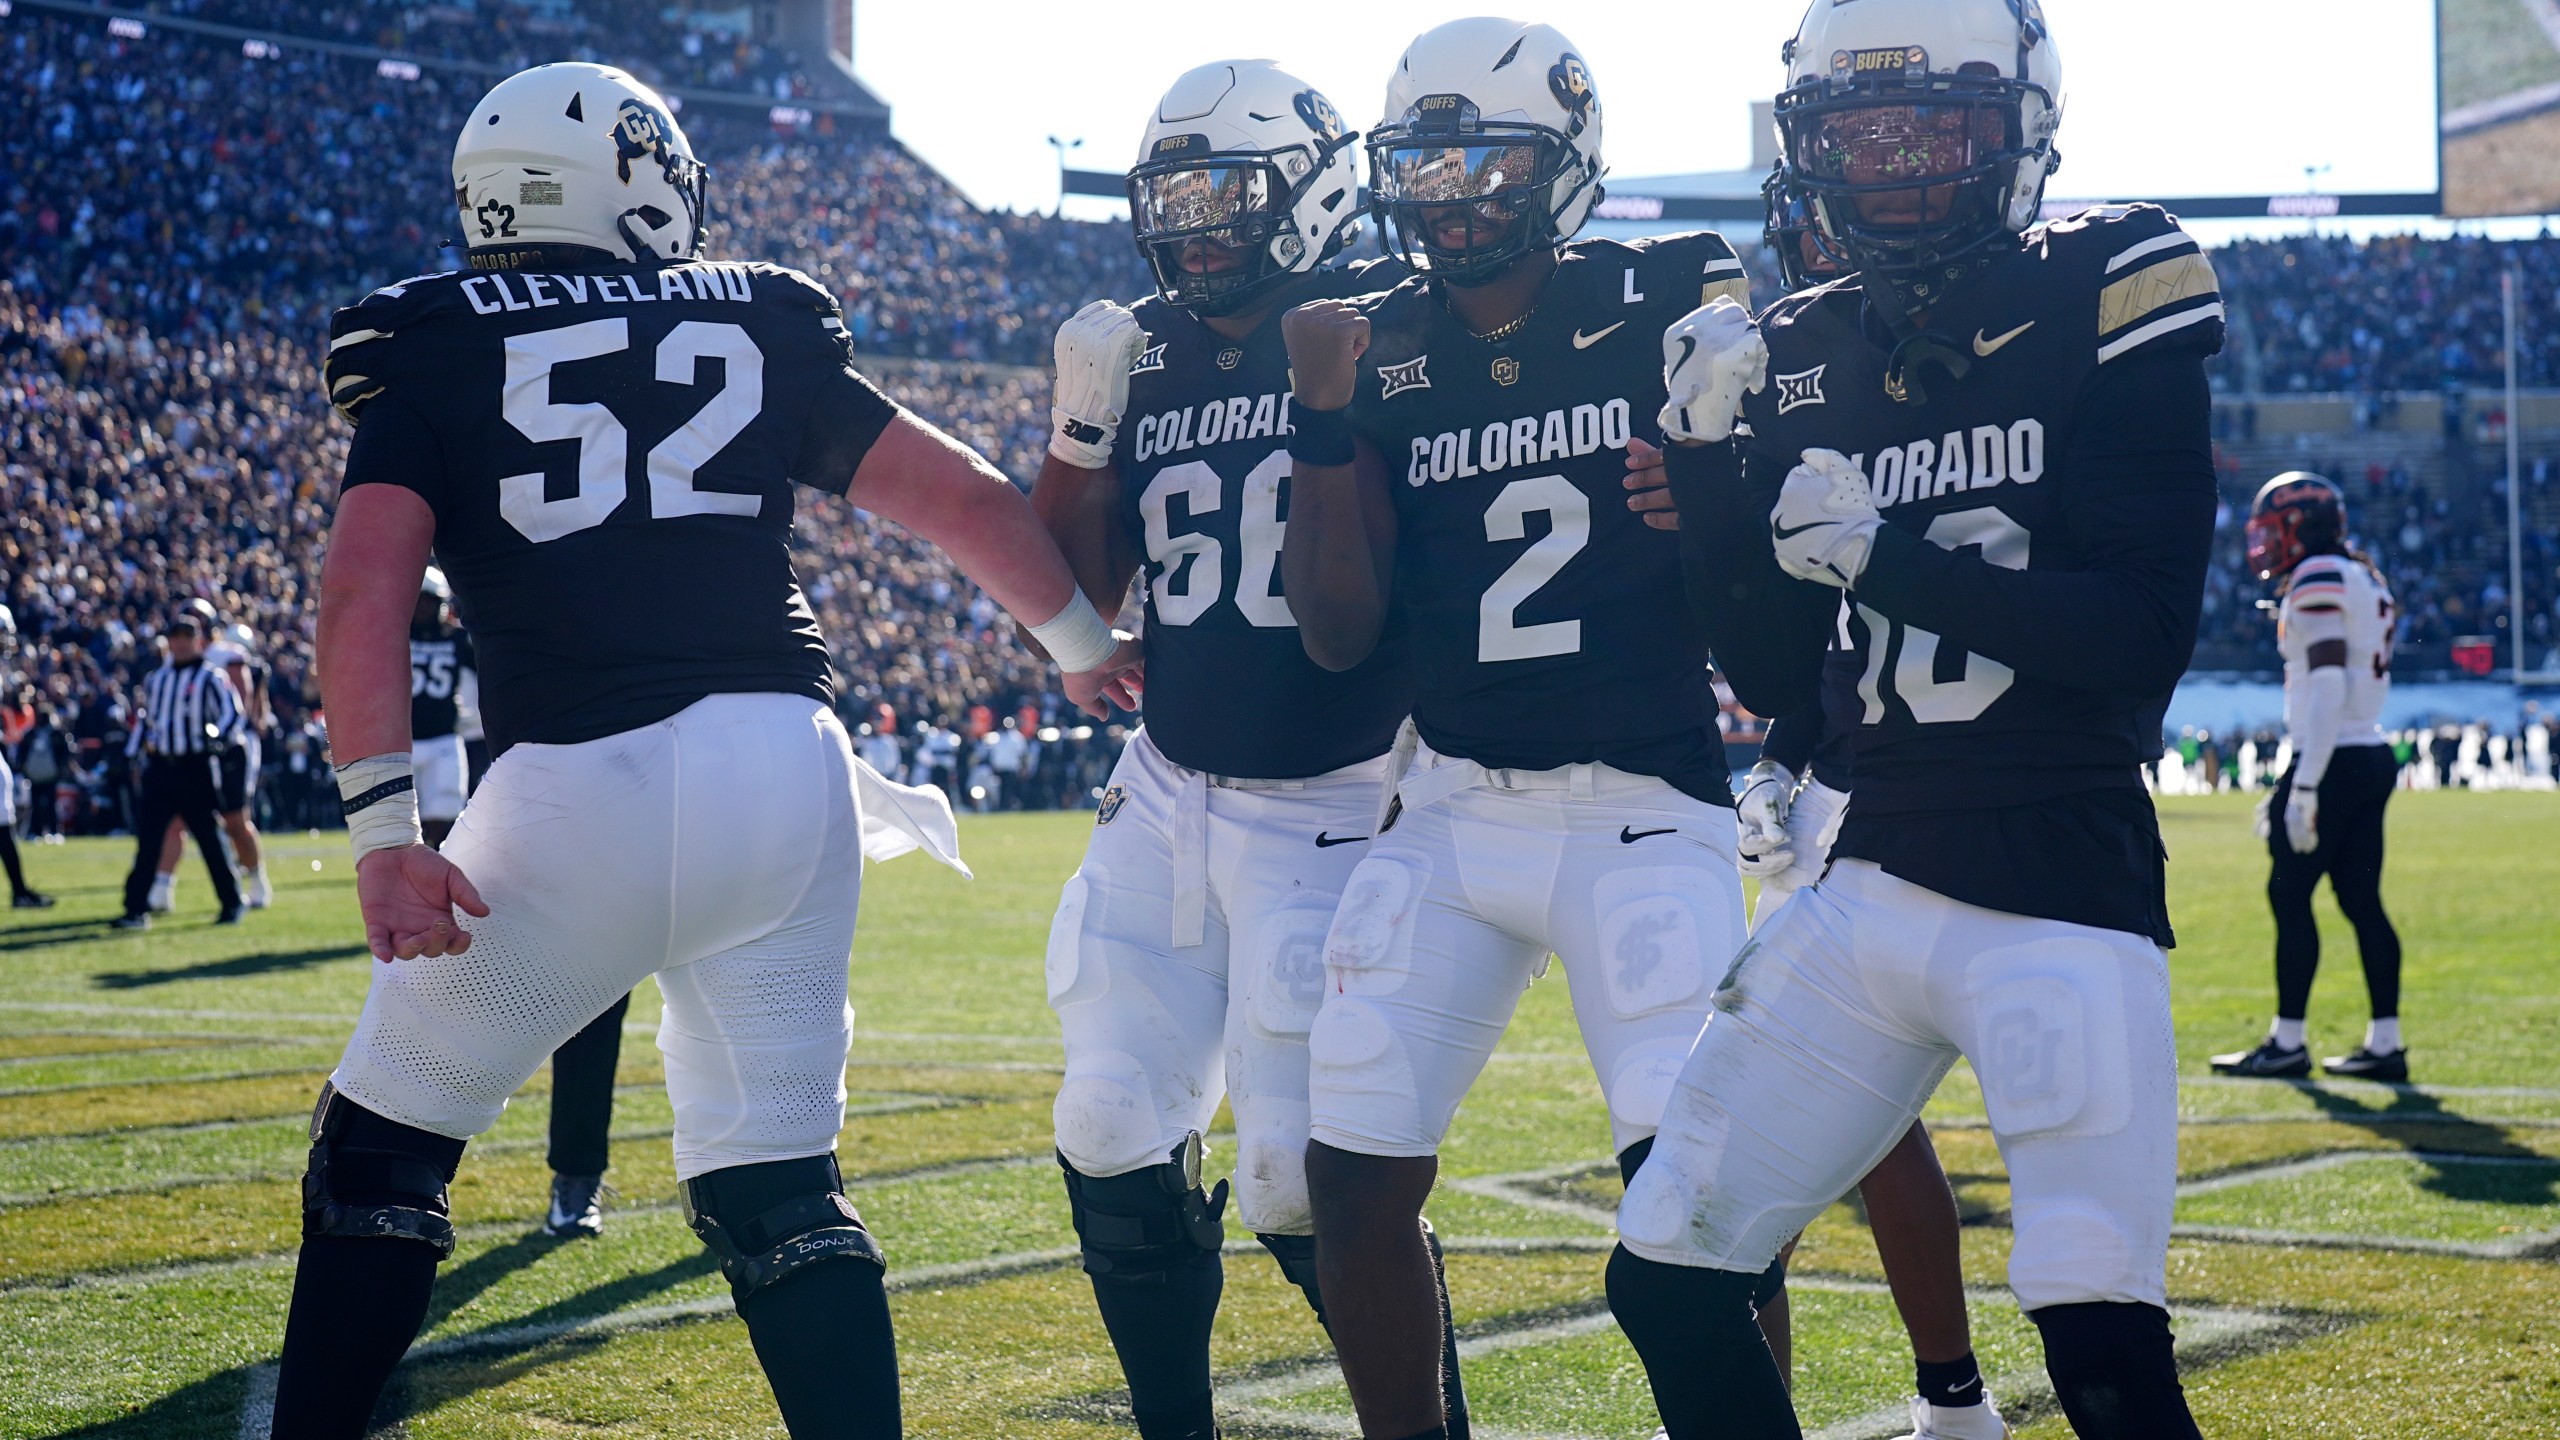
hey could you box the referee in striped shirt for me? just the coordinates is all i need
[114,614,247,927]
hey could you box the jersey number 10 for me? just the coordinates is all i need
[498,317,768,543]
[1854,507,2030,725]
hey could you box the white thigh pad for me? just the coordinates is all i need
[1592,866,1716,1019]
[1325,855,1427,997]
[1250,905,1333,1038]
[1606,1035,1695,1132]
[1966,936,2129,1141]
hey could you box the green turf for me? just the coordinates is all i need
[0,793,2555,1438]
[2442,0,2560,113]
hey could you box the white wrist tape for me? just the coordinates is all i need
[1028,591,1117,673]
[335,753,424,860]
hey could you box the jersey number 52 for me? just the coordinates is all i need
[499,317,767,543]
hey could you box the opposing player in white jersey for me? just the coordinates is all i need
[2212,473,2407,1081]
[278,62,1137,1440]
[1033,60,1483,1440]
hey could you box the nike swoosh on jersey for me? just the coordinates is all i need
[1620,827,1677,843]
[1573,322,1628,349]
[1973,321,2035,357]
[1314,832,1369,848]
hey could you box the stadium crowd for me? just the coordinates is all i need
[2,2,2557,828]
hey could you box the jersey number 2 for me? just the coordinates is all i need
[498,317,765,543]
[1855,508,2029,724]
[1480,474,1589,662]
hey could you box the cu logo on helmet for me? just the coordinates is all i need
[613,97,675,184]
[1549,54,1593,115]
[1294,89,1343,140]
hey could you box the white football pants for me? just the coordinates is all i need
[1305,741,1740,1162]
[1048,728,1386,1235]
[331,693,866,1181]
[1619,858,2180,1311]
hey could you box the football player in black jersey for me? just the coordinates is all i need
[407,569,477,849]
[1613,3,2216,1438]
[1276,21,1801,1440]
[1029,60,1479,1440]
[280,62,1138,1440]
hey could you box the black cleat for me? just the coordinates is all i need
[2323,1046,2409,1083]
[108,913,150,931]
[542,1173,607,1239]
[214,906,245,925]
[12,892,54,909]
[2209,1039,2312,1079]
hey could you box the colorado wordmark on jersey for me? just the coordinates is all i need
[1118,259,1415,781]
[325,258,900,755]
[1345,233,1750,799]
[1737,204,2225,944]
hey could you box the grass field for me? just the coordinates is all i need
[1,792,2555,1439]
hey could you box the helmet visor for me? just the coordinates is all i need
[1374,139,1549,214]
[1132,161,1283,244]
[1789,99,2008,195]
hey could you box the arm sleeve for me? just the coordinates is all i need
[1668,440,1836,717]
[1759,705,1820,774]
[793,360,904,496]
[1848,348,2216,698]
[339,390,449,510]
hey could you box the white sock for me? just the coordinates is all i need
[2365,1017,2401,1054]
[2270,1017,2307,1051]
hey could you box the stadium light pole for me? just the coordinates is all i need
[1047,135,1083,218]
[2504,259,2526,682]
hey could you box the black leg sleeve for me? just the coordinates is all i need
[0,828,28,896]
[2265,773,2324,1020]
[691,1157,903,1439]
[547,992,631,1176]
[2323,757,2402,1019]
[1605,1245,1801,1440]
[2031,1301,2203,1440]
[271,1104,465,1440]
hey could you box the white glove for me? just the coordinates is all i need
[1049,300,1146,468]
[1658,297,1768,444]
[1734,759,1797,879]
[1771,448,1882,588]
[2283,785,2319,853]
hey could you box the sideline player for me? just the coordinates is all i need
[1276,20,1830,1438]
[277,62,1139,1440]
[1030,59,1477,1440]
[2211,473,2407,1081]
[1612,1,2220,1436]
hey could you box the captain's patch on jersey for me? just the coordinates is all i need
[1377,354,1432,399]
[1775,365,1828,415]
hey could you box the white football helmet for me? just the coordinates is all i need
[453,62,707,264]
[1776,0,2063,280]
[1367,17,1604,285]
[1127,60,1364,316]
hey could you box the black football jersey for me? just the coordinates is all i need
[409,621,476,741]
[1346,233,1754,800]
[1120,259,1416,779]
[1739,204,2225,943]
[326,260,899,755]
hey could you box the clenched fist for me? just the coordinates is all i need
[1282,299,1371,412]
[1659,297,1767,444]
[1051,299,1147,468]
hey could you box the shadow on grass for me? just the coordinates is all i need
[92,945,369,990]
[2297,1082,2560,1207]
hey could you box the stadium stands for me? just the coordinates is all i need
[0,2,2554,825]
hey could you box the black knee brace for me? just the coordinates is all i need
[300,1083,461,1259]
[683,1154,885,1306]
[1607,1245,1801,1439]
[1256,1231,1327,1326]
[1060,1135,1229,1281]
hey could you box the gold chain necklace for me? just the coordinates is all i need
[1450,296,1536,344]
